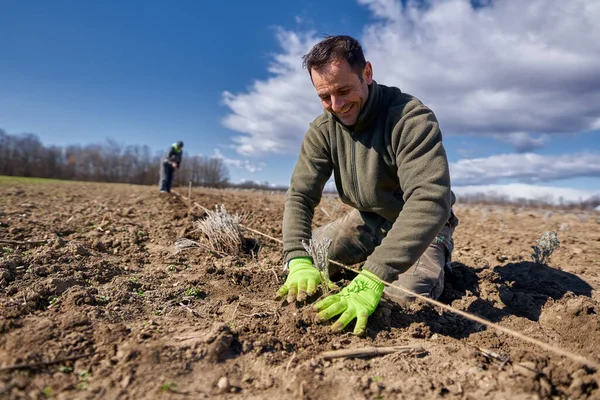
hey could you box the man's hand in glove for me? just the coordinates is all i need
[276,257,321,303]
[314,270,384,335]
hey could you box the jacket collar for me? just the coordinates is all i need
[329,80,380,134]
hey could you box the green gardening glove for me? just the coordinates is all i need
[314,270,384,335]
[276,257,322,303]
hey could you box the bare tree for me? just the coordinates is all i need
[0,129,230,188]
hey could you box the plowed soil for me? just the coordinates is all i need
[1,179,599,399]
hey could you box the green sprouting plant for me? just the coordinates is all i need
[166,265,177,272]
[302,238,333,295]
[129,276,139,284]
[76,369,90,390]
[161,381,178,393]
[185,287,204,298]
[59,366,73,373]
[134,289,146,297]
[95,295,110,305]
[531,231,560,264]
[48,295,61,307]
[41,386,53,398]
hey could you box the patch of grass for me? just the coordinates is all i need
[0,175,70,186]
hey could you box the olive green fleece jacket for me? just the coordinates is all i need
[282,81,457,282]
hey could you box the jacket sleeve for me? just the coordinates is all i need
[363,102,452,282]
[165,147,175,163]
[283,123,333,262]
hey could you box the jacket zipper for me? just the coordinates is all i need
[350,137,362,209]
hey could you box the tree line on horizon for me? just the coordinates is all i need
[0,129,229,188]
[1,129,599,209]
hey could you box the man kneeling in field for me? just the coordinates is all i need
[276,35,459,335]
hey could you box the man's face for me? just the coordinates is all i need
[311,59,372,127]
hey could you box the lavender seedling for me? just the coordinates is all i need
[303,238,333,294]
[194,204,246,254]
[531,231,560,265]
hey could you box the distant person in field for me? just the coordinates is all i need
[159,140,183,193]
[276,35,459,335]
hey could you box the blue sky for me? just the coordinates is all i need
[1,0,599,202]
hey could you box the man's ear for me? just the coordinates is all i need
[363,61,373,85]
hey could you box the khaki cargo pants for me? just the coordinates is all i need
[313,209,455,304]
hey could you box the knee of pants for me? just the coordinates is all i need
[313,214,378,269]
[383,257,445,305]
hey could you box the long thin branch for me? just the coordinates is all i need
[0,239,47,246]
[0,353,93,372]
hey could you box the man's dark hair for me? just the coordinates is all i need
[177,140,184,148]
[302,35,367,80]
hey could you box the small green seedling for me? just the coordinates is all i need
[48,296,61,307]
[42,386,53,398]
[161,381,178,393]
[185,287,204,298]
[95,295,110,304]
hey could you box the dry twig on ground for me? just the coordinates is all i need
[320,345,426,360]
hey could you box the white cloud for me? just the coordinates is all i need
[492,133,547,153]
[212,149,265,173]
[453,183,598,205]
[221,0,600,156]
[360,0,600,137]
[450,152,600,185]
[221,29,322,157]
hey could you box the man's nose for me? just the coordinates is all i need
[331,96,345,112]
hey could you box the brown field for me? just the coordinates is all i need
[1,178,599,399]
